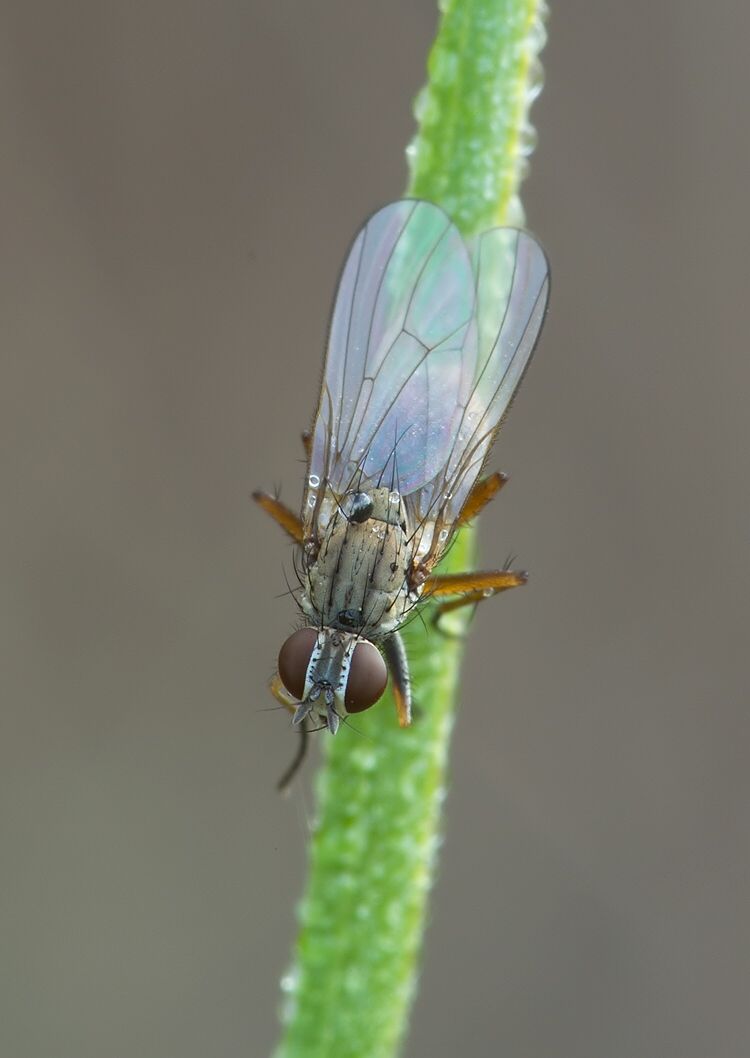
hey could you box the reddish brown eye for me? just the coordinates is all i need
[345,641,388,712]
[278,627,318,700]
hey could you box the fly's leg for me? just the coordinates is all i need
[429,591,482,638]
[269,671,297,711]
[382,632,412,727]
[269,672,310,792]
[425,568,528,635]
[253,491,304,543]
[426,569,528,597]
[406,473,510,595]
[271,672,315,728]
[253,428,312,541]
[456,471,508,526]
[276,721,310,793]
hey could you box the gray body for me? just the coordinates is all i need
[295,486,420,731]
[301,486,417,639]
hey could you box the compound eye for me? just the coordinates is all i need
[278,627,318,700]
[345,641,388,713]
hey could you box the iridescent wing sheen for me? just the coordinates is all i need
[302,201,550,565]
[303,200,477,538]
[408,226,550,564]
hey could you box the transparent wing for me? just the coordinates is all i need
[408,226,550,562]
[303,200,478,538]
[302,203,550,566]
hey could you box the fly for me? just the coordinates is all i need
[254,200,550,784]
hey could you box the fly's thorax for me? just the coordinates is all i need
[302,486,415,637]
[350,486,406,527]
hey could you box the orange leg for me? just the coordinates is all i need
[426,568,528,634]
[427,589,502,617]
[269,671,298,711]
[425,568,528,597]
[456,471,508,526]
[254,427,311,542]
[429,589,487,635]
[253,491,304,543]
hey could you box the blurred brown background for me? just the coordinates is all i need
[2,2,748,1056]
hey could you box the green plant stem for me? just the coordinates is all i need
[274,3,547,1056]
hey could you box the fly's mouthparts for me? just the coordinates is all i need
[326,703,340,735]
[291,698,315,727]
[292,681,342,734]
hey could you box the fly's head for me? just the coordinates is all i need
[277,626,387,733]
